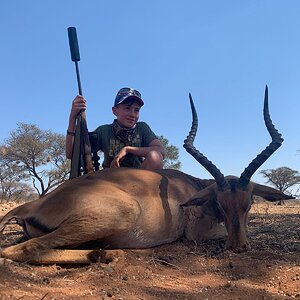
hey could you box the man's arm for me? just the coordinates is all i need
[66,95,87,159]
[110,138,166,168]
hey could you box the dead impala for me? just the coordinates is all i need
[0,86,293,264]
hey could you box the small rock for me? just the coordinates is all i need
[104,266,114,274]
[121,275,128,281]
[42,278,50,284]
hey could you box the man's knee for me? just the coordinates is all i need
[142,150,164,170]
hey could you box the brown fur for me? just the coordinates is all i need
[0,169,292,263]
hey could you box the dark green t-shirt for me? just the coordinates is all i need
[93,121,157,168]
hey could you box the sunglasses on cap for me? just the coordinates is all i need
[116,88,142,98]
[114,87,144,107]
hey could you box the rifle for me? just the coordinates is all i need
[67,27,93,179]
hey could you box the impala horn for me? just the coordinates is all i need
[238,85,284,187]
[184,93,230,191]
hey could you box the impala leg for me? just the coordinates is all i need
[1,221,119,262]
[1,198,140,263]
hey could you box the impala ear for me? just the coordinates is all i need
[253,183,295,202]
[181,185,216,207]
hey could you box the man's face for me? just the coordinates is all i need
[112,100,141,128]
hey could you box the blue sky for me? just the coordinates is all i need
[1,1,299,188]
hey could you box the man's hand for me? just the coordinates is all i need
[70,95,87,119]
[110,147,128,168]
[66,95,87,160]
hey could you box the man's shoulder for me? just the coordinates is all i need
[93,124,112,136]
[136,122,157,138]
[94,123,112,131]
[136,121,150,129]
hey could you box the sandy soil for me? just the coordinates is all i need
[0,200,299,300]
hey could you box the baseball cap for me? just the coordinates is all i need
[114,87,144,107]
